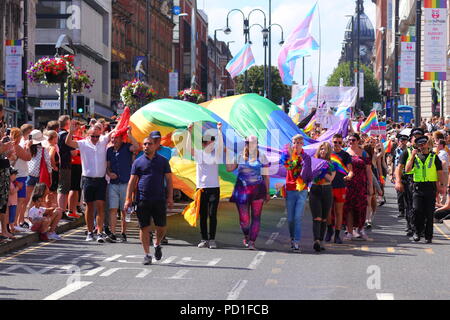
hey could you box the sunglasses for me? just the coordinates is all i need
[90,135,100,139]
[348,138,357,142]
[333,141,343,145]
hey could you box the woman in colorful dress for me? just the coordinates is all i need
[227,135,270,250]
[280,134,312,252]
[309,142,336,252]
[343,133,373,240]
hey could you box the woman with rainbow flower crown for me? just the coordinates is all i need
[280,134,312,252]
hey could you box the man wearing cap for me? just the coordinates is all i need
[405,135,445,243]
[395,128,425,236]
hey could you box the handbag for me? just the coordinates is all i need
[39,148,51,188]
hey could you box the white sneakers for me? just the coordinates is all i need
[47,232,62,240]
[197,240,217,249]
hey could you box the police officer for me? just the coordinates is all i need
[405,135,445,243]
[395,128,425,236]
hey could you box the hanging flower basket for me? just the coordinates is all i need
[177,88,205,103]
[71,68,94,93]
[26,55,94,94]
[45,71,68,83]
[120,79,158,113]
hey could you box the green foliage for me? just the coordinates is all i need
[326,62,381,115]
[235,66,291,105]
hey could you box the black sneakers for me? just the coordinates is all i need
[120,233,127,242]
[143,255,152,265]
[154,245,163,261]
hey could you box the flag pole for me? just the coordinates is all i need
[316,0,321,109]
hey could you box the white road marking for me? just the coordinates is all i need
[103,254,122,262]
[43,281,92,300]
[277,217,287,228]
[169,269,190,279]
[376,293,395,300]
[247,252,266,270]
[161,256,178,264]
[227,280,248,300]
[266,232,279,245]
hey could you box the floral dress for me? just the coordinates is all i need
[343,150,371,228]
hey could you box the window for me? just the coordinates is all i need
[36,0,72,29]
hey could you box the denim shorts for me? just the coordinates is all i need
[108,183,128,210]
[26,176,40,187]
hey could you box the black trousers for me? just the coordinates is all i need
[412,182,436,240]
[199,187,220,240]
[399,175,414,232]
[309,185,333,241]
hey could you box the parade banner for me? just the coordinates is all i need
[291,86,358,110]
[423,0,447,81]
[399,36,416,94]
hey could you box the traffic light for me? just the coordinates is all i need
[75,96,86,116]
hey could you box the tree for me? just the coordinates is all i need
[235,65,291,105]
[326,62,381,115]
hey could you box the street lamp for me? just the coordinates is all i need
[249,23,269,96]
[214,28,225,98]
[378,27,386,117]
[55,34,76,116]
[224,8,267,93]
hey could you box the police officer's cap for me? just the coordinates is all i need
[410,127,425,137]
[415,136,428,145]
[397,134,409,141]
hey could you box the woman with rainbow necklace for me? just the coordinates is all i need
[280,134,312,252]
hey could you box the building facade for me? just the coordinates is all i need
[0,0,37,126]
[111,0,174,112]
[373,0,450,119]
[31,0,112,127]
[207,37,234,99]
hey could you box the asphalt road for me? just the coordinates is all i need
[0,183,449,301]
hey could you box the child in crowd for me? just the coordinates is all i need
[29,190,63,241]
[7,168,22,235]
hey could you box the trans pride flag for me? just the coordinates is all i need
[290,77,317,109]
[278,2,319,85]
[226,43,255,78]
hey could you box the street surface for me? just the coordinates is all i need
[0,183,449,300]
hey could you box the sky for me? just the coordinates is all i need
[199,0,376,86]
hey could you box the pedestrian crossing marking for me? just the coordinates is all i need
[387,247,396,253]
[361,246,369,251]
[424,248,434,255]
[275,259,286,265]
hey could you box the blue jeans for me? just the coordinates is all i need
[286,190,308,242]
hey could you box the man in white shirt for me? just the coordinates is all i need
[65,120,116,242]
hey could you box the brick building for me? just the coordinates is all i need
[111,0,174,111]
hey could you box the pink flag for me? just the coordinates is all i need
[226,43,255,78]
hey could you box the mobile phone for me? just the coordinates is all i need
[6,128,11,136]
[2,136,10,143]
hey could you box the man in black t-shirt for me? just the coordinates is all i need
[57,115,74,214]
[325,134,353,244]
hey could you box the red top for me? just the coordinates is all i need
[71,135,83,165]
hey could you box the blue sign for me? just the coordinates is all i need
[397,105,414,124]
[172,6,181,15]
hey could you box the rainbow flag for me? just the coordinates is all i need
[226,43,255,78]
[424,0,447,9]
[384,140,393,153]
[5,40,22,46]
[303,114,317,133]
[278,2,319,85]
[360,111,379,133]
[331,153,349,175]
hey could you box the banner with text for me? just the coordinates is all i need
[399,36,416,94]
[423,0,447,81]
